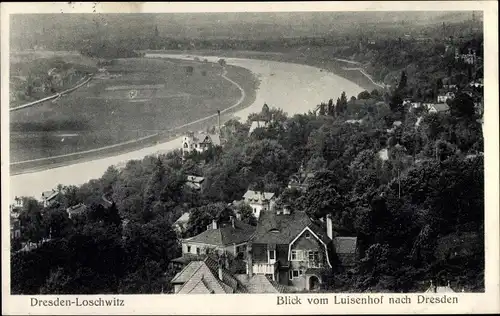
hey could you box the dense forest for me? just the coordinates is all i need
[11,69,484,293]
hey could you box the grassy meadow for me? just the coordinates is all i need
[10,57,255,163]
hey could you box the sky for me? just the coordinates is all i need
[9,11,482,47]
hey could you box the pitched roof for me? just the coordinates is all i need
[186,175,205,184]
[176,256,241,294]
[187,132,221,146]
[333,237,357,254]
[248,121,268,135]
[251,210,329,245]
[430,103,450,112]
[66,203,87,214]
[41,190,58,201]
[235,274,289,293]
[425,284,456,293]
[243,190,275,203]
[174,212,190,226]
[184,220,255,246]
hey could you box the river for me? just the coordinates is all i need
[8,55,363,201]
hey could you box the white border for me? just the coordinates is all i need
[1,2,498,315]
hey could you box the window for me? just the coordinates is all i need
[308,251,320,267]
[291,250,303,261]
[269,250,276,260]
[196,247,200,255]
[292,270,299,278]
[187,245,191,253]
[299,270,303,276]
[253,208,257,213]
[305,232,311,239]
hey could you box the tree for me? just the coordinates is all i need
[449,93,475,118]
[358,90,371,100]
[397,71,407,92]
[371,89,380,98]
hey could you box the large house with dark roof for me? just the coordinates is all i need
[179,217,255,260]
[246,207,355,291]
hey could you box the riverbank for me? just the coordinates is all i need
[10,61,257,175]
[9,55,363,200]
[145,49,382,92]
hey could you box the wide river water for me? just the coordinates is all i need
[9,55,363,200]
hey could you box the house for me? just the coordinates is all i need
[287,165,315,192]
[333,237,358,267]
[181,131,221,156]
[247,209,337,291]
[10,213,21,239]
[171,255,246,294]
[426,103,450,114]
[424,280,456,293]
[179,217,255,260]
[437,92,455,103]
[173,212,190,235]
[185,175,204,191]
[248,120,269,136]
[243,190,276,219]
[66,203,87,219]
[10,196,24,211]
[171,255,291,294]
[41,189,59,208]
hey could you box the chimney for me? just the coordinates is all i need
[247,242,253,277]
[217,110,221,134]
[218,262,223,281]
[212,219,218,230]
[230,215,235,228]
[326,214,333,240]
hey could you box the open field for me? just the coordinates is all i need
[10,57,257,166]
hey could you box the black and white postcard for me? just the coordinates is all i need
[1,1,498,315]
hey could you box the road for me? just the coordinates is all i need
[8,55,363,201]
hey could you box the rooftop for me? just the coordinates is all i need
[251,210,329,245]
[243,190,275,204]
[235,274,290,293]
[174,256,243,294]
[248,121,269,135]
[184,220,255,246]
[174,212,190,226]
[186,175,205,184]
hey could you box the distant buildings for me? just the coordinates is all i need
[425,103,450,114]
[173,212,190,235]
[242,190,276,219]
[424,280,458,293]
[248,120,269,136]
[437,92,455,103]
[41,189,59,208]
[66,203,88,219]
[185,175,205,191]
[182,132,221,156]
[287,165,315,192]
